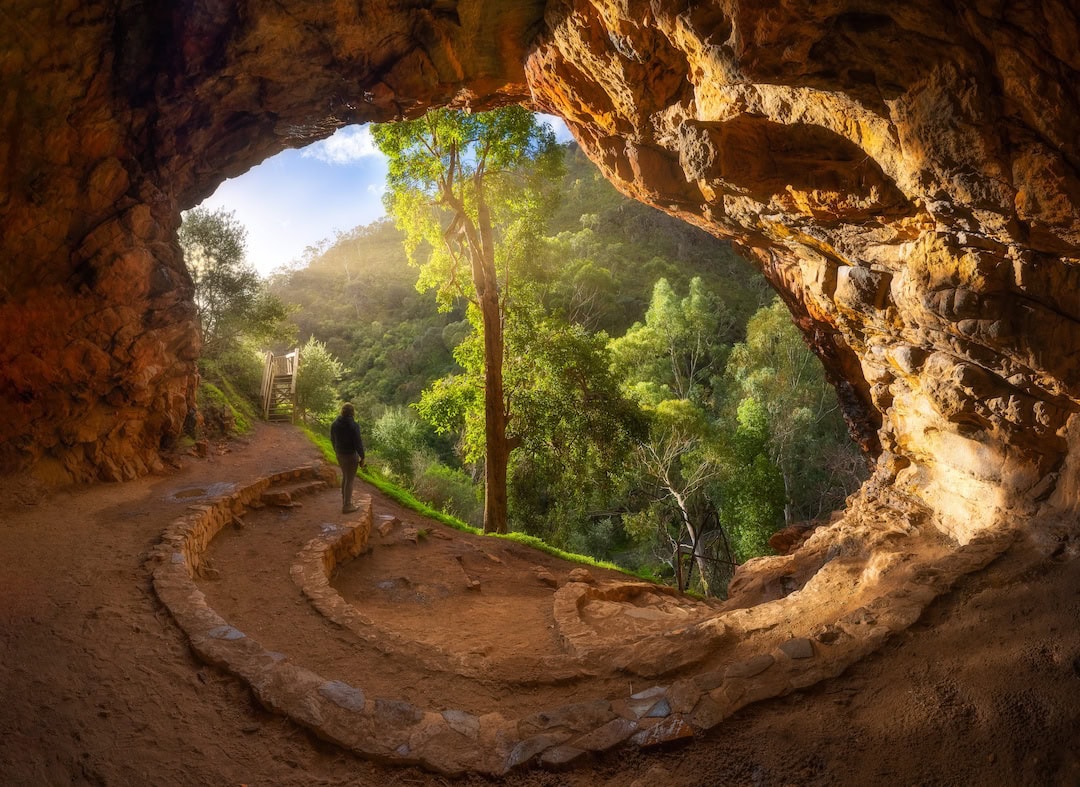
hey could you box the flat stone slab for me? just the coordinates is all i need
[375,698,423,726]
[519,700,615,736]
[376,515,399,536]
[644,698,672,718]
[724,653,775,678]
[572,718,638,752]
[690,694,726,730]
[208,625,245,641]
[442,709,480,739]
[506,733,570,769]
[261,490,294,506]
[626,685,668,718]
[540,744,588,769]
[319,680,366,712]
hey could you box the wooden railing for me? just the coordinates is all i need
[261,348,300,422]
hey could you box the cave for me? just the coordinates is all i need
[2,0,1079,779]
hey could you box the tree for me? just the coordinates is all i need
[294,337,343,425]
[720,397,786,562]
[179,207,289,358]
[608,279,786,594]
[609,277,736,404]
[372,108,562,533]
[723,299,866,524]
[609,279,739,594]
[371,406,430,481]
[416,292,645,545]
[627,395,725,594]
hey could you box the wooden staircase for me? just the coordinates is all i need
[261,348,299,422]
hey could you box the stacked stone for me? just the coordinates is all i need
[150,465,1018,775]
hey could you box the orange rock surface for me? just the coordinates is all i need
[1,1,1078,550]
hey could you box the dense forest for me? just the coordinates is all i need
[186,127,866,596]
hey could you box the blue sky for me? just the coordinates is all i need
[197,114,573,277]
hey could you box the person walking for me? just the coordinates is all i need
[330,402,365,514]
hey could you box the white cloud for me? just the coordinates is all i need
[536,113,574,143]
[300,125,381,165]
[366,181,386,196]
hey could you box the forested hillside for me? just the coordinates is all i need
[269,145,769,416]
[268,140,865,594]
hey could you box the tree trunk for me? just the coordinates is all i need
[480,284,509,533]
[671,489,710,595]
[459,195,510,534]
[782,468,794,526]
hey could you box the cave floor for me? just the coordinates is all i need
[1,422,1078,785]
[197,476,714,720]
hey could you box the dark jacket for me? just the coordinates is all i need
[330,414,364,458]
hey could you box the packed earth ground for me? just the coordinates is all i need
[1,423,1078,785]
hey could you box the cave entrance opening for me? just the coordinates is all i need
[180,108,867,602]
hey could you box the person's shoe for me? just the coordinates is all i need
[342,504,359,514]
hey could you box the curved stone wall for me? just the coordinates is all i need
[2,1,1079,544]
[149,465,1015,774]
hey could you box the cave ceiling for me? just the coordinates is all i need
[1,0,1079,542]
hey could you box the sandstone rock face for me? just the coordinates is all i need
[2,1,1078,547]
[526,0,1080,542]
[1,0,539,481]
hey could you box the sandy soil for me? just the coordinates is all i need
[199,477,659,716]
[1,422,1078,786]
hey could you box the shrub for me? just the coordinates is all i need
[199,338,265,403]
[562,516,621,560]
[195,381,252,437]
[371,406,429,482]
[411,455,483,527]
[295,337,343,425]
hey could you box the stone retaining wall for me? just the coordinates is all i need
[291,508,592,683]
[149,467,1018,775]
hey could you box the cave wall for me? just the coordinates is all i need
[0,0,541,481]
[2,1,1078,541]
[524,0,1080,540]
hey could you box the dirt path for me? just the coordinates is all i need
[1,423,1078,785]
[199,477,654,717]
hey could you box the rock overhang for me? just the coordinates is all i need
[526,0,1080,542]
[1,0,1079,546]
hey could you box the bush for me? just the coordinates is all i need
[371,406,429,482]
[295,337,343,425]
[200,340,265,404]
[411,455,483,527]
[562,516,621,561]
[195,381,252,437]
[724,452,785,562]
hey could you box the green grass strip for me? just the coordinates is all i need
[198,380,254,434]
[301,425,656,581]
[217,376,259,433]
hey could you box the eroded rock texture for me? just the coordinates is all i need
[527,0,1080,541]
[2,0,1079,546]
[0,0,540,480]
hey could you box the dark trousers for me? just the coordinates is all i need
[337,453,359,509]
